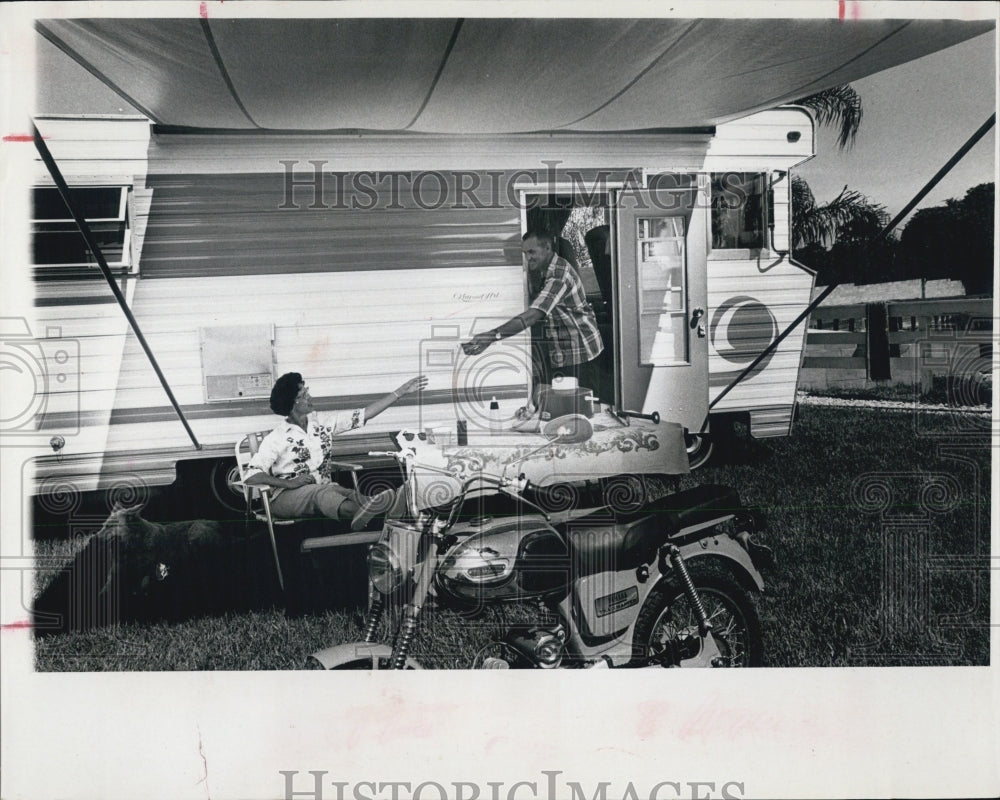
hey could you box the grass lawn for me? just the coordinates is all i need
[33,405,991,670]
[803,374,992,407]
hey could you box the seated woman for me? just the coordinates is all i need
[244,371,426,527]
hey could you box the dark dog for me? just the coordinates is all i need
[33,506,281,635]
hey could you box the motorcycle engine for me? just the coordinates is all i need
[475,624,567,669]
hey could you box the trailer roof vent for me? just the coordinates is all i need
[199,324,275,403]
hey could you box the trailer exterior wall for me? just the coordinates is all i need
[702,108,816,436]
[29,111,815,494]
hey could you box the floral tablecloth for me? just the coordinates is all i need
[405,411,688,509]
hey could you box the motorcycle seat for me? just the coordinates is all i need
[567,484,741,575]
[613,483,741,528]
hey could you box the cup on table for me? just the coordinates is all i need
[430,425,453,446]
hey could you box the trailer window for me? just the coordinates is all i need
[710,173,765,250]
[32,186,132,276]
[637,215,687,365]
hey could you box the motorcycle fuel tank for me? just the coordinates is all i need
[437,514,571,604]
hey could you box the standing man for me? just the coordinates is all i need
[462,230,603,387]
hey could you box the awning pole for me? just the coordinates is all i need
[707,112,996,418]
[33,122,202,450]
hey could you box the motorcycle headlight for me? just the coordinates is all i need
[368,542,403,595]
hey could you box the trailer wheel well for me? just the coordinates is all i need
[686,412,754,469]
[171,457,242,519]
[684,431,714,470]
[211,458,245,514]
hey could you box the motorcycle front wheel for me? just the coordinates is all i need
[306,640,423,670]
[633,572,763,667]
[305,655,421,670]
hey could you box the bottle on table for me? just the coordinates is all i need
[489,396,501,436]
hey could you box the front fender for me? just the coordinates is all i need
[674,535,765,593]
[308,641,423,670]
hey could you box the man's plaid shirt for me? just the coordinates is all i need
[528,254,604,367]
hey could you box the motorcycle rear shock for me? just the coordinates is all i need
[665,544,712,637]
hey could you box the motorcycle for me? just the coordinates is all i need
[309,415,773,669]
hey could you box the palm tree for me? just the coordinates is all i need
[790,85,886,254]
[791,175,887,249]
[795,85,864,150]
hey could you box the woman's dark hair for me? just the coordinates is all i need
[270,372,303,416]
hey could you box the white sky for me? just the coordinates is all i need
[795,28,996,220]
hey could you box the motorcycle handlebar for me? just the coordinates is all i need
[460,473,505,491]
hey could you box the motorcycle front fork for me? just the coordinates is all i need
[362,593,385,644]
[359,589,423,670]
[388,556,439,669]
[361,588,422,670]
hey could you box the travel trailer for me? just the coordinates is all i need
[23,17,989,519]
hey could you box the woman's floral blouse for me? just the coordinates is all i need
[245,409,365,492]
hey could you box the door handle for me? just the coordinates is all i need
[691,307,706,337]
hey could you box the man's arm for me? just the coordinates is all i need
[462,308,544,356]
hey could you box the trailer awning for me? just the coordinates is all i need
[37,17,991,134]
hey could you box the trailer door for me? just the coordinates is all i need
[614,183,708,435]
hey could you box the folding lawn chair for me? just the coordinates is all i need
[232,431,382,592]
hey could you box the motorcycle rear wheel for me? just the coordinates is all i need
[633,572,763,667]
